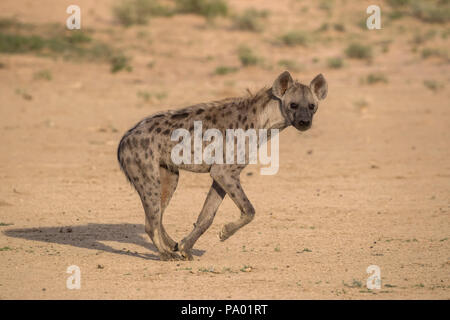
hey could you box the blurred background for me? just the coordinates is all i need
[0,0,449,299]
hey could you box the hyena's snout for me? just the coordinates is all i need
[294,107,312,131]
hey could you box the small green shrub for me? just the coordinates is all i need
[232,8,268,32]
[333,23,345,32]
[110,54,132,73]
[237,45,260,66]
[279,30,309,47]
[113,0,173,27]
[175,0,228,20]
[33,69,52,81]
[423,79,443,92]
[327,57,343,69]
[387,0,450,24]
[345,43,372,60]
[0,33,46,53]
[366,72,388,84]
[421,47,448,60]
[214,65,238,75]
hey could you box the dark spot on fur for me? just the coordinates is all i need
[205,115,212,121]
[155,127,161,133]
[132,137,138,148]
[162,129,170,135]
[171,112,190,120]
[196,109,205,115]
[140,138,150,149]
[242,116,247,123]
[252,107,256,114]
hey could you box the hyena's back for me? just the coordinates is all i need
[117,94,264,180]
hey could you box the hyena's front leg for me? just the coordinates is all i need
[178,180,226,260]
[210,165,255,241]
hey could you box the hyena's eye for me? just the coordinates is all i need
[308,103,315,110]
[290,103,299,109]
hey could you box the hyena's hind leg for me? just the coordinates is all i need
[144,165,179,252]
[131,160,181,261]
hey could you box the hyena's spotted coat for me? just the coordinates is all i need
[117,71,328,260]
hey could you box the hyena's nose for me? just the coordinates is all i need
[298,120,311,127]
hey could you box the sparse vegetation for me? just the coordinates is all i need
[354,98,369,112]
[333,23,345,32]
[113,0,173,27]
[110,54,133,73]
[237,45,260,66]
[240,265,253,272]
[175,0,228,20]
[327,57,343,69]
[33,69,52,81]
[214,65,238,75]
[280,30,309,47]
[137,90,168,102]
[411,30,437,45]
[15,88,32,100]
[387,0,450,24]
[318,0,334,14]
[423,79,444,92]
[345,42,373,60]
[231,8,269,32]
[0,24,132,73]
[366,72,388,84]
[421,47,449,61]
[343,279,363,288]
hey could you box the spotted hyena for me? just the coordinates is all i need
[117,71,328,260]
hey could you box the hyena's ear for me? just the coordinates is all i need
[272,71,294,99]
[310,74,328,100]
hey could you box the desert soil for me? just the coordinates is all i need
[0,0,449,299]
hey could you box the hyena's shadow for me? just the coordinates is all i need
[3,223,204,260]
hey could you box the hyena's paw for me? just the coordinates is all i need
[219,224,234,241]
[159,251,181,261]
[180,250,193,261]
[177,241,193,261]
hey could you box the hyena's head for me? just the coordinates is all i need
[272,71,328,131]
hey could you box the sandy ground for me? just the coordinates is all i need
[0,0,449,299]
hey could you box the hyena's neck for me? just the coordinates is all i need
[256,96,289,132]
